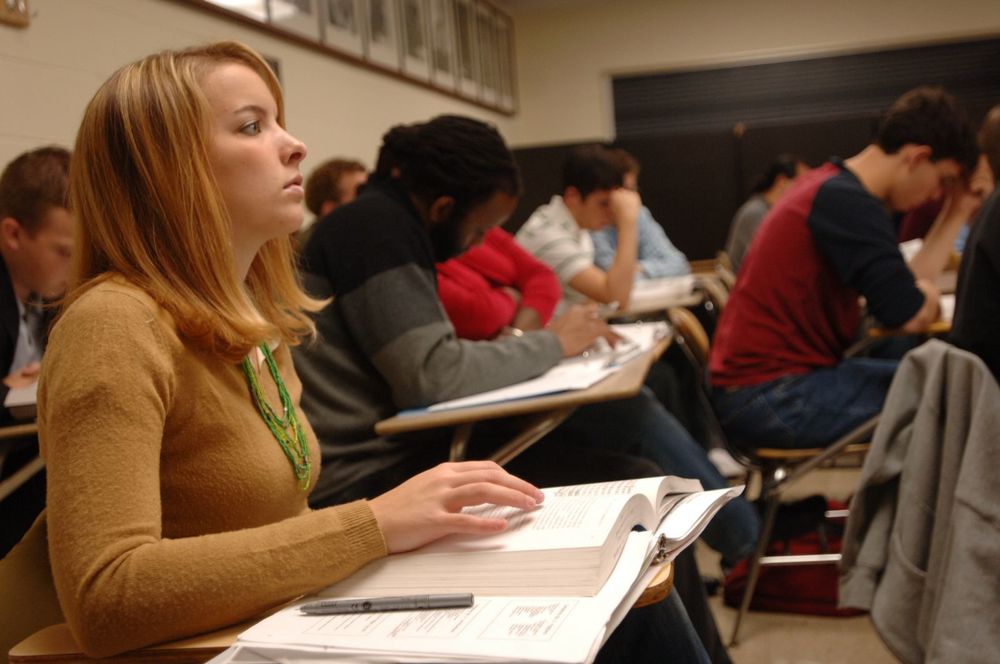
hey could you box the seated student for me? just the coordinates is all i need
[0,146,72,558]
[299,157,367,244]
[724,154,809,271]
[710,87,979,451]
[294,118,714,664]
[294,118,758,573]
[950,105,1000,379]
[0,42,564,662]
[590,148,691,279]
[516,144,642,312]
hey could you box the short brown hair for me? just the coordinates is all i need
[979,104,1000,183]
[0,146,71,232]
[304,158,366,216]
[875,87,978,172]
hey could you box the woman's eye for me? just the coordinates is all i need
[240,121,261,136]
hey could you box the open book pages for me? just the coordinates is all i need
[416,322,667,414]
[314,476,737,599]
[626,275,696,310]
[209,533,655,664]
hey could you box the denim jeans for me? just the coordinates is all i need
[712,357,899,450]
[550,387,760,568]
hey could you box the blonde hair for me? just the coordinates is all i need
[67,41,323,361]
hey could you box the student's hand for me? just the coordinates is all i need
[547,304,622,357]
[3,362,40,389]
[943,157,995,223]
[609,188,641,229]
[369,461,545,554]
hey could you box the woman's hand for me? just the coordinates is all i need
[368,461,545,553]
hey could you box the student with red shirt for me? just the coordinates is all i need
[710,87,979,450]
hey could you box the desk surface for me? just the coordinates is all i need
[375,335,671,436]
[10,563,674,663]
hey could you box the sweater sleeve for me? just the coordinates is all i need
[38,288,386,657]
[437,258,517,340]
[491,230,561,326]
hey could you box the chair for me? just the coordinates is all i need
[667,307,876,646]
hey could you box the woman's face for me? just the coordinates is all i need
[201,62,307,256]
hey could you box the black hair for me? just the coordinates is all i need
[875,87,978,172]
[562,144,624,198]
[373,115,521,215]
[752,153,805,194]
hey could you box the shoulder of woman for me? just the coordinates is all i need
[53,278,180,349]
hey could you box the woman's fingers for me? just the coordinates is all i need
[442,481,541,512]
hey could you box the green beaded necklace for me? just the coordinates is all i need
[241,344,311,491]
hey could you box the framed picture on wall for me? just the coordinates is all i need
[495,10,515,111]
[399,0,431,80]
[363,0,401,70]
[474,1,498,105]
[267,0,321,39]
[322,0,365,55]
[206,0,267,20]
[451,0,478,98]
[428,0,456,89]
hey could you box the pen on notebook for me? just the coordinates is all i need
[299,593,475,615]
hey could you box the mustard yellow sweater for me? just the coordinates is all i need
[37,280,387,657]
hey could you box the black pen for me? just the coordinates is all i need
[299,593,475,615]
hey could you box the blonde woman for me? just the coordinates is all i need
[0,42,542,658]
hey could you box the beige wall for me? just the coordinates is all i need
[3,0,1000,171]
[506,0,1000,147]
[0,0,513,180]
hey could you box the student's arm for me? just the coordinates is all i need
[909,159,994,280]
[808,179,929,330]
[493,230,561,329]
[567,188,641,305]
[437,259,518,340]
[634,207,691,278]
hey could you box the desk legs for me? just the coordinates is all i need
[0,455,44,503]
[489,407,576,466]
[447,407,577,466]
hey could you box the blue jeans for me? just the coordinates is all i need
[712,358,898,450]
[597,590,711,664]
[552,387,760,568]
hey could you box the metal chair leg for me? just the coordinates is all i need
[729,488,781,647]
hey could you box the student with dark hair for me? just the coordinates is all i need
[0,145,72,557]
[516,144,641,311]
[711,87,979,451]
[591,148,691,279]
[292,115,715,663]
[724,153,809,270]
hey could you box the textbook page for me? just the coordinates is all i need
[212,532,653,664]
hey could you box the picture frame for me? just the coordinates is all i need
[267,0,321,39]
[451,0,479,98]
[427,0,457,90]
[495,10,515,111]
[363,0,402,70]
[206,0,267,21]
[474,1,498,105]
[399,0,432,80]
[321,0,366,56]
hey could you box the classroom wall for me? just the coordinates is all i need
[505,0,1000,147]
[0,0,514,182]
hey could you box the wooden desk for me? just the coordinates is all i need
[10,564,674,663]
[375,335,671,466]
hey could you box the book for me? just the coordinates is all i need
[315,475,735,598]
[412,323,669,414]
[209,477,744,664]
[625,275,696,312]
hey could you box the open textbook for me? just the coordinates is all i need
[412,322,669,414]
[208,477,744,664]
